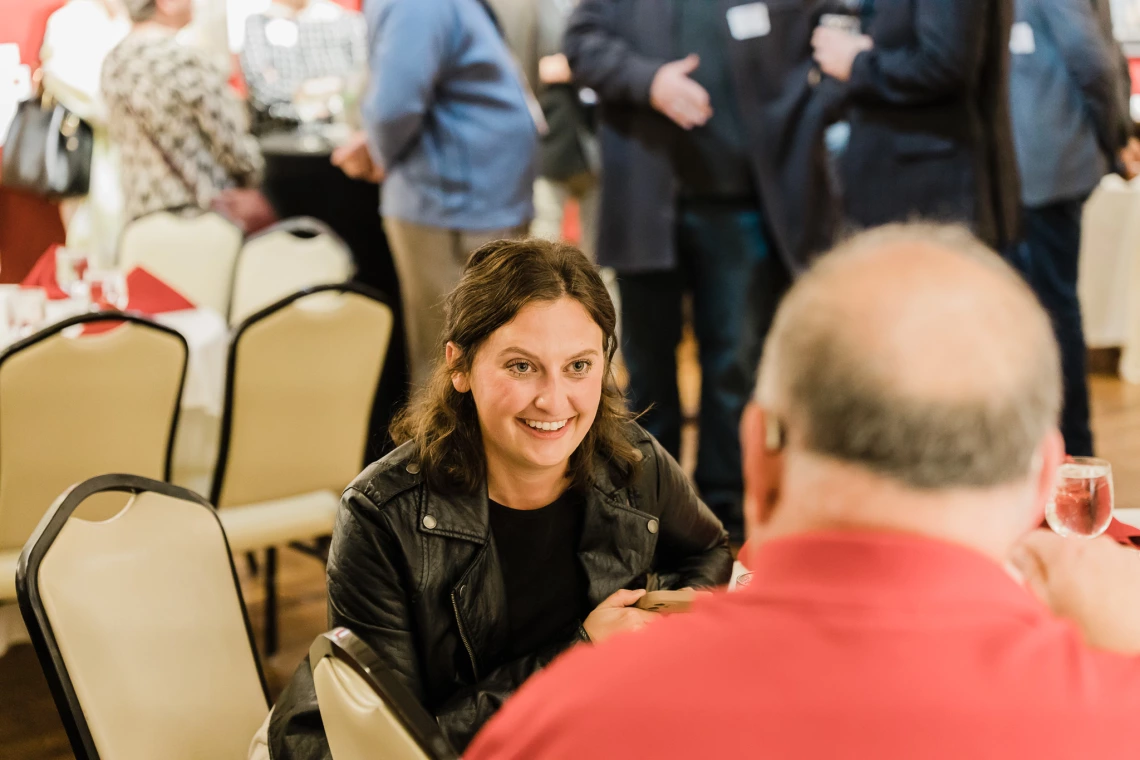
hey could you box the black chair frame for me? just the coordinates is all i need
[310,627,458,760]
[0,311,189,482]
[15,473,270,760]
[210,282,393,656]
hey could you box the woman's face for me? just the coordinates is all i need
[451,296,605,481]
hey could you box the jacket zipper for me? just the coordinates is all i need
[451,591,480,681]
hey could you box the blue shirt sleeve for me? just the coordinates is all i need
[362,0,452,166]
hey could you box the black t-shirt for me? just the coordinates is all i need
[670,0,756,200]
[488,491,589,659]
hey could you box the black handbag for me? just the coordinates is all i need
[1,92,93,199]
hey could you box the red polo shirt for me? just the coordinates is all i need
[466,532,1140,759]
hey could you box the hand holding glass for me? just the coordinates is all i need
[1045,457,1114,538]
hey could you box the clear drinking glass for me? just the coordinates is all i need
[1045,457,1114,538]
[9,288,47,338]
[85,269,129,311]
[55,247,89,299]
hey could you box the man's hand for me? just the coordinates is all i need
[331,131,384,183]
[649,54,713,130]
[1010,529,1140,654]
[811,27,873,82]
[539,54,573,85]
[1120,137,1140,180]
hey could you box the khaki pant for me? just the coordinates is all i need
[384,219,527,389]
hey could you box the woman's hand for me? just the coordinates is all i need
[582,588,659,644]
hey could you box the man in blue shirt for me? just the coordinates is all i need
[1008,0,1120,456]
[342,0,538,387]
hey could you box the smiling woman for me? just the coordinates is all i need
[266,238,733,760]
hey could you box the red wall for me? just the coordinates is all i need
[0,0,68,283]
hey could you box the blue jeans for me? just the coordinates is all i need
[619,201,785,536]
[1010,196,1094,456]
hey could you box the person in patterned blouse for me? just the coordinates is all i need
[101,0,263,222]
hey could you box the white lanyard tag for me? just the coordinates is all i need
[727,3,771,41]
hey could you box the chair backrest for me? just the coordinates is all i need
[229,217,355,326]
[211,284,393,509]
[0,314,187,552]
[16,474,270,760]
[310,628,457,760]
[118,210,243,314]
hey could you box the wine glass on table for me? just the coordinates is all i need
[1045,457,1114,538]
[85,269,129,311]
[55,247,89,300]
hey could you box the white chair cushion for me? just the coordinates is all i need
[217,490,340,554]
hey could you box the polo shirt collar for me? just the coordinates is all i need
[743,531,1042,614]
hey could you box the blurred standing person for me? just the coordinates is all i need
[102,0,262,223]
[1090,0,1140,177]
[1008,0,1120,457]
[565,0,840,539]
[812,0,1021,249]
[339,0,538,388]
[530,0,600,260]
[240,0,367,135]
[39,0,130,267]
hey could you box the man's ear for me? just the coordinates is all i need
[741,403,784,539]
[446,342,470,393]
[1027,428,1066,530]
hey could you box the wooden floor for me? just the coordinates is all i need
[4,365,1140,759]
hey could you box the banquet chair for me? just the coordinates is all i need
[0,313,187,602]
[229,217,355,326]
[16,474,270,760]
[211,284,393,655]
[118,209,243,315]
[310,628,458,760]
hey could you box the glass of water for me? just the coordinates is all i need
[55,247,89,299]
[1045,457,1114,538]
[9,288,47,339]
[85,269,129,311]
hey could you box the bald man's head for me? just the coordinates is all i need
[757,224,1061,489]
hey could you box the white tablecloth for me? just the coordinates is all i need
[1079,175,1140,382]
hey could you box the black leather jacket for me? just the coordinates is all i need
[268,423,732,757]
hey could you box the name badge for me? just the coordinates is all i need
[265,18,299,48]
[727,3,771,41]
[1009,22,1036,55]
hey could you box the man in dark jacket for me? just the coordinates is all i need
[1008,0,1120,457]
[565,0,841,538]
[1090,0,1138,175]
[812,0,1021,249]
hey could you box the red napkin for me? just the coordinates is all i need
[21,245,68,300]
[123,266,194,314]
[1105,517,1140,547]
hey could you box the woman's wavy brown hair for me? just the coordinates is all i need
[389,238,641,495]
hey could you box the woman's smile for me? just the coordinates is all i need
[519,416,575,437]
